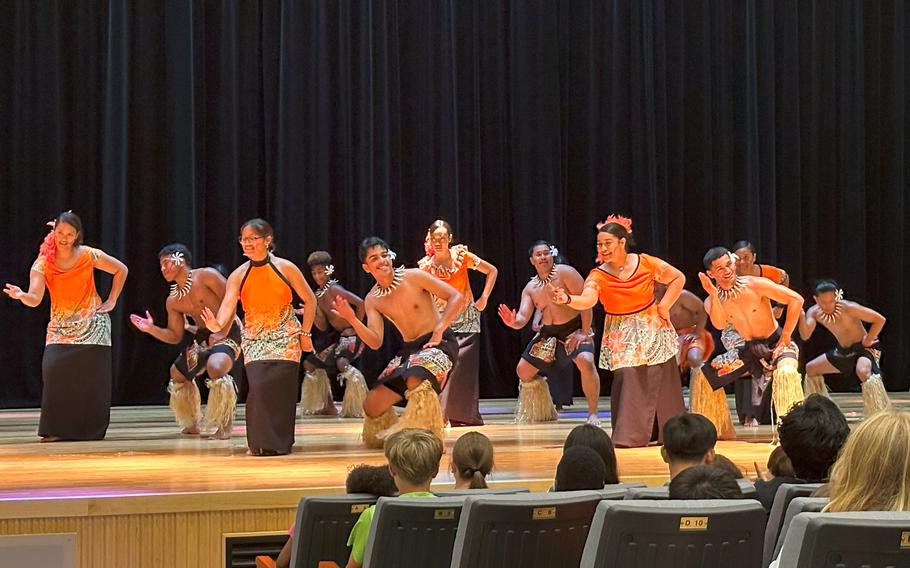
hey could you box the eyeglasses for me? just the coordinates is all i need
[238,236,265,245]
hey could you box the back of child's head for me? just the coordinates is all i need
[345,463,397,496]
[384,428,444,486]
[563,424,620,484]
[555,446,606,491]
[452,431,494,489]
[712,454,744,479]
[663,413,717,462]
[767,445,796,478]
[668,465,743,500]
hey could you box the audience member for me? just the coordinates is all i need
[276,464,397,568]
[755,394,848,511]
[345,429,443,568]
[564,424,620,484]
[661,413,717,479]
[451,431,494,489]
[554,446,606,491]
[825,410,910,512]
[712,454,745,479]
[668,464,744,500]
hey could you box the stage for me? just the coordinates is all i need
[0,393,899,566]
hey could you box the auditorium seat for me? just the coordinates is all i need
[580,499,766,568]
[450,490,603,568]
[288,494,379,568]
[761,483,823,567]
[360,496,466,568]
[777,511,910,566]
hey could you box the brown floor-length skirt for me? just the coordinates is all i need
[439,332,483,425]
[39,344,112,440]
[245,360,299,455]
[610,358,685,448]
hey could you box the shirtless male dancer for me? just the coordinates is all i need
[131,244,241,438]
[330,237,462,447]
[798,279,890,416]
[497,241,600,424]
[699,247,805,426]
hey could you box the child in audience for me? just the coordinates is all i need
[275,464,397,568]
[554,446,606,491]
[564,424,620,484]
[451,431,495,489]
[825,410,910,512]
[769,411,910,567]
[668,465,743,499]
[712,454,745,479]
[755,395,848,511]
[345,428,443,568]
[661,413,717,480]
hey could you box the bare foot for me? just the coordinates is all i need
[181,425,200,435]
[39,436,62,443]
[210,427,231,440]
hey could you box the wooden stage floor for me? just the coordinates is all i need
[0,392,896,504]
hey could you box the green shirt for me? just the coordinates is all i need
[346,491,437,564]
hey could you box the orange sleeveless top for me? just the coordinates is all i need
[238,257,301,362]
[758,264,788,286]
[586,253,672,315]
[418,244,481,333]
[31,247,111,346]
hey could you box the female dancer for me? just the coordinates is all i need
[201,219,316,455]
[418,220,497,426]
[5,211,128,441]
[552,215,685,447]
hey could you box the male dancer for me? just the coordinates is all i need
[330,237,462,447]
[497,241,600,424]
[699,247,805,426]
[130,244,240,438]
[299,251,368,417]
[798,280,890,416]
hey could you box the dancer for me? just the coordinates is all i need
[551,216,685,447]
[698,247,804,427]
[4,211,128,441]
[656,283,735,440]
[798,280,890,416]
[330,237,462,448]
[300,251,367,418]
[498,241,599,424]
[201,219,316,455]
[130,244,241,438]
[418,220,498,426]
[732,240,790,286]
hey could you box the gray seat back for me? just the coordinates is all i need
[778,511,910,567]
[625,486,670,500]
[361,496,465,568]
[761,483,823,567]
[770,497,829,562]
[451,490,603,568]
[289,493,378,568]
[580,499,766,568]
[433,486,529,496]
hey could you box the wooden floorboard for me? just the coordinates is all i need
[0,392,899,508]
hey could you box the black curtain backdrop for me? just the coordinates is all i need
[1,1,908,408]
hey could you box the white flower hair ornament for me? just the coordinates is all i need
[727,251,740,265]
[325,264,335,276]
[388,250,397,261]
[835,289,844,302]
[169,252,186,266]
[549,245,559,258]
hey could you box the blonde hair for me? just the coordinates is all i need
[452,431,494,489]
[825,410,910,513]
[384,428,443,486]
